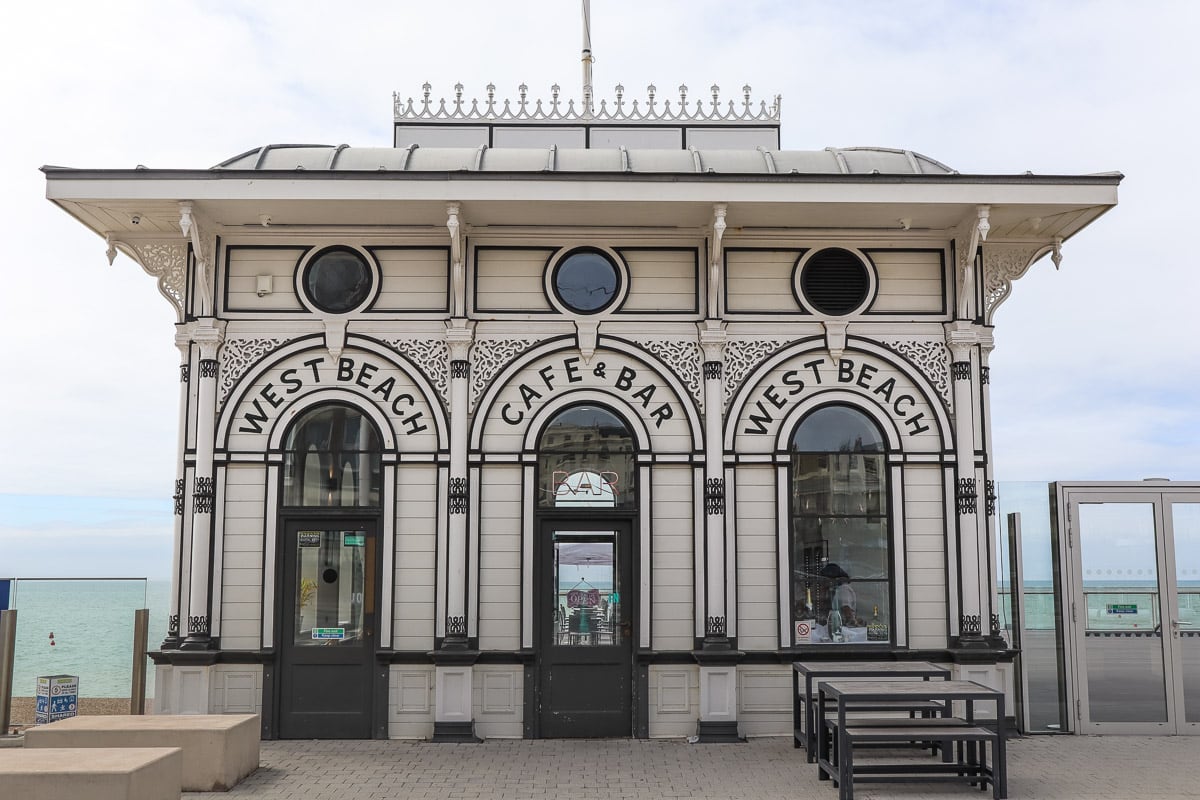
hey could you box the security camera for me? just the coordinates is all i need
[130,214,141,225]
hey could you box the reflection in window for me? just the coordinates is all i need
[538,405,635,509]
[790,405,891,646]
[553,532,622,647]
[293,529,372,647]
[552,249,620,314]
[303,247,373,313]
[283,405,382,507]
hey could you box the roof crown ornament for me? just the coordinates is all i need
[392,83,781,125]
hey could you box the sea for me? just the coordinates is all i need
[3,576,1191,701]
[6,579,171,699]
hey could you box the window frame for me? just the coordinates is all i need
[295,244,380,316]
[544,246,628,317]
[787,402,895,648]
[281,402,384,509]
[535,402,639,512]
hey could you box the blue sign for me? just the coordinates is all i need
[0,579,11,610]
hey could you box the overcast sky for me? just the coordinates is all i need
[1,1,1197,579]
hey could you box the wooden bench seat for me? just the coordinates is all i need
[0,747,182,800]
[23,714,258,792]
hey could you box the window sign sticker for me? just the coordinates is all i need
[298,531,321,547]
[343,532,365,547]
[1107,603,1138,615]
[312,627,346,640]
[795,620,814,643]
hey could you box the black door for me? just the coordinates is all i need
[537,519,634,737]
[278,521,378,738]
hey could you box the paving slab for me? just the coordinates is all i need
[179,735,1200,799]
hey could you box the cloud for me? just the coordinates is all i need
[1,0,1198,575]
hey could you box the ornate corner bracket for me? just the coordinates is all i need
[981,241,1059,325]
[106,235,188,323]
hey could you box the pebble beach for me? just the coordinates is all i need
[6,696,151,732]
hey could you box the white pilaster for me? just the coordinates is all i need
[181,318,225,649]
[698,321,729,642]
[946,320,985,643]
[164,324,193,648]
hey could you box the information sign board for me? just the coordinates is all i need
[35,675,79,724]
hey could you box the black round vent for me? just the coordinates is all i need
[799,248,871,315]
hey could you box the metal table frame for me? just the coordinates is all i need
[792,660,951,762]
[816,678,1007,800]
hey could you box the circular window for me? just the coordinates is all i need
[797,248,873,316]
[551,248,621,314]
[301,247,375,314]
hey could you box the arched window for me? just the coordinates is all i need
[537,405,636,509]
[283,405,382,507]
[790,405,891,645]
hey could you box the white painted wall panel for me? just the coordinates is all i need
[474,665,523,738]
[388,665,435,739]
[220,465,264,651]
[475,249,553,312]
[735,467,779,650]
[208,665,263,715]
[651,466,694,652]
[395,464,438,650]
[375,249,449,311]
[621,250,697,312]
[479,465,523,650]
[225,247,305,311]
[871,250,945,313]
[738,667,792,737]
[647,665,698,738]
[904,464,948,649]
[726,250,800,313]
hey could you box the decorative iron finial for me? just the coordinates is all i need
[393,83,781,124]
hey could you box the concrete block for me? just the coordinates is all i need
[0,747,182,800]
[24,714,258,791]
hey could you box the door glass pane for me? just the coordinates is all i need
[1171,503,1200,721]
[552,532,621,647]
[1078,503,1167,722]
[293,530,369,647]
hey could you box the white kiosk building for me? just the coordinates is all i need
[44,80,1118,740]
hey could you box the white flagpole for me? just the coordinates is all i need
[582,0,594,116]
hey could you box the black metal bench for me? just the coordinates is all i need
[834,724,1002,800]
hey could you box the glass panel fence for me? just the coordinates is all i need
[4,578,169,725]
[998,481,1066,732]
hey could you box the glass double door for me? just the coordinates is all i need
[536,519,633,738]
[277,520,378,739]
[1064,490,1200,733]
